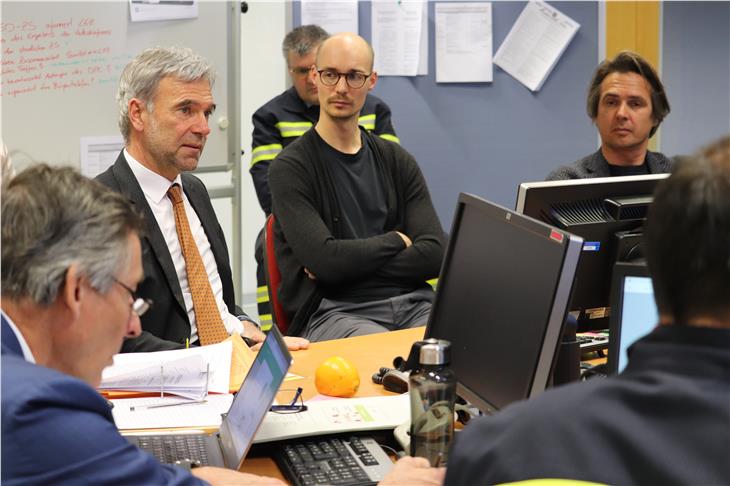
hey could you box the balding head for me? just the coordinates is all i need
[316,32,375,72]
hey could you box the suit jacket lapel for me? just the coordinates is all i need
[110,153,187,314]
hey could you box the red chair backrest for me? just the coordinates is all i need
[264,215,290,334]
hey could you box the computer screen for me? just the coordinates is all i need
[516,174,667,330]
[425,193,582,414]
[608,262,659,374]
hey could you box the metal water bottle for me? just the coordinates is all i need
[409,339,456,467]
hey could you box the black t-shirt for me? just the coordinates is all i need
[318,133,388,239]
[608,162,650,177]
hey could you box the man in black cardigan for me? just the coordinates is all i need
[269,33,444,340]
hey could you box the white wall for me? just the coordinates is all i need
[239,1,290,319]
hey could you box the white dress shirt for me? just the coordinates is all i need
[2,311,36,363]
[124,150,244,342]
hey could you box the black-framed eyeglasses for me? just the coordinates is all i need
[317,69,371,89]
[289,66,312,78]
[270,387,308,414]
[113,278,153,317]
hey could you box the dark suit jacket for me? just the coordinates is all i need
[0,316,200,485]
[96,152,242,352]
[546,149,673,180]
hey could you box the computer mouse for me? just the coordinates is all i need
[382,369,409,394]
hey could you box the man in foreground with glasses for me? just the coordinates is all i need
[269,33,444,341]
[1,165,283,484]
[249,25,399,326]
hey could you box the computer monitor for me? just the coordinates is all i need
[607,262,659,374]
[425,193,583,414]
[515,174,668,330]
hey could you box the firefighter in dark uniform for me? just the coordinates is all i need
[249,25,399,329]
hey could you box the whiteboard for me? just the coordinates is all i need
[1,1,238,171]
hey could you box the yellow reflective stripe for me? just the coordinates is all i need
[256,285,270,304]
[250,144,283,167]
[379,133,400,144]
[427,278,438,290]
[258,315,273,332]
[358,114,376,130]
[497,480,607,486]
[276,121,313,138]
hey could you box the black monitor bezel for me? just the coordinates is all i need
[425,192,582,414]
[515,174,668,320]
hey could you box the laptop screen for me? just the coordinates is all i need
[609,263,658,373]
[219,326,292,468]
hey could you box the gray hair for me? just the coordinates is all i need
[1,165,144,306]
[282,25,329,63]
[117,46,216,143]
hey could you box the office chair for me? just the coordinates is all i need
[263,214,290,334]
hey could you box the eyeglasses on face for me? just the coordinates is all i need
[112,278,152,317]
[317,69,371,89]
[289,66,312,78]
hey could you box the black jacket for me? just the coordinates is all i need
[96,152,243,352]
[546,149,673,180]
[446,324,730,485]
[269,128,444,336]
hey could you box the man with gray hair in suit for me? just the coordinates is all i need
[97,46,308,352]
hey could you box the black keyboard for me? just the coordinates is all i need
[136,434,210,466]
[274,436,393,486]
[577,331,609,352]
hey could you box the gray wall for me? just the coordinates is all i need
[661,1,730,156]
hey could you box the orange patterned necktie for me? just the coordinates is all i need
[167,184,229,345]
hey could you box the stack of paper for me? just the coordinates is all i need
[100,340,233,399]
[113,394,235,430]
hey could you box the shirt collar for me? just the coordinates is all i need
[124,149,183,204]
[1,310,36,363]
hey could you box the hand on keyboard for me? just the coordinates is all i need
[379,456,445,486]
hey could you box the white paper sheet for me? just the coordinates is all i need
[371,1,427,76]
[79,135,124,178]
[101,340,232,395]
[253,394,410,443]
[129,0,198,23]
[113,394,234,430]
[493,1,580,92]
[435,2,493,83]
[301,0,359,34]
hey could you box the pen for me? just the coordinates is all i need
[130,399,207,412]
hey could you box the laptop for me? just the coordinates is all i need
[607,262,659,374]
[125,325,292,469]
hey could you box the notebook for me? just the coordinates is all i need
[125,325,292,469]
[607,262,659,374]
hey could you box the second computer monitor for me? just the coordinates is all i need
[516,174,668,328]
[425,193,582,414]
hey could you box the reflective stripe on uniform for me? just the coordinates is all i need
[379,133,401,144]
[256,285,270,304]
[427,278,438,290]
[250,143,283,167]
[258,314,273,332]
[358,114,376,130]
[276,121,313,138]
